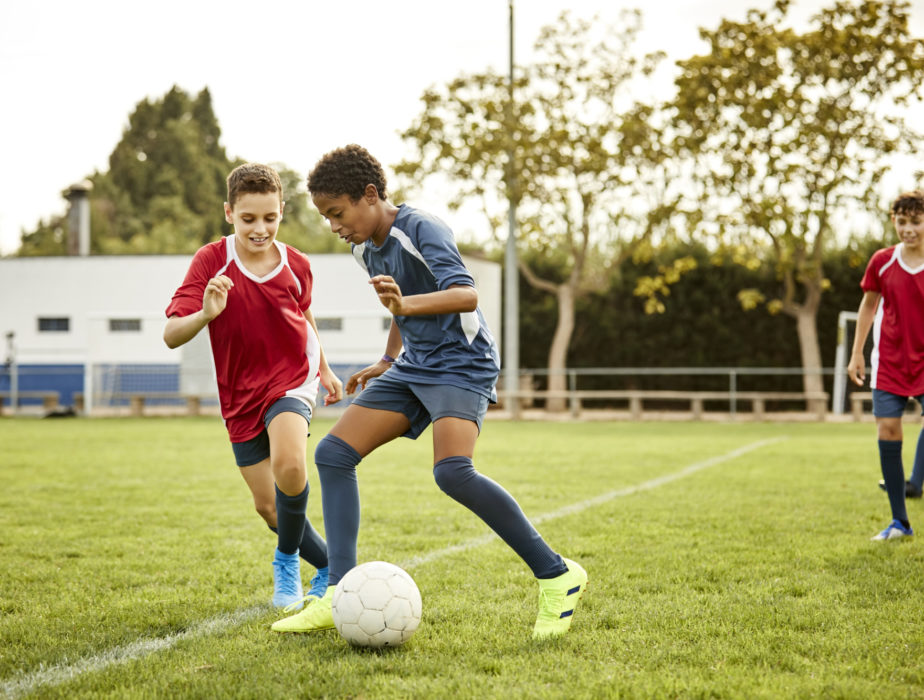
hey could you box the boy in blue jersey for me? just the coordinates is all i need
[272,144,586,639]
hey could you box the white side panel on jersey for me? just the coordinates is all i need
[352,244,368,273]
[389,228,431,272]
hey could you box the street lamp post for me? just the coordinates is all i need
[504,0,520,418]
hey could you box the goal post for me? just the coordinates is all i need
[831,310,858,415]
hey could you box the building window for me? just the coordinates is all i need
[316,317,343,331]
[109,318,142,332]
[38,317,70,332]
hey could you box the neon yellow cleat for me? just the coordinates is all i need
[271,586,335,633]
[532,558,588,640]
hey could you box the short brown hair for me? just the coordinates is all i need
[890,190,924,217]
[307,144,388,201]
[226,163,283,208]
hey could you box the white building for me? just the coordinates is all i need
[0,253,500,414]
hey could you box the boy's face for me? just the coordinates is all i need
[312,187,381,246]
[224,191,284,257]
[892,209,924,251]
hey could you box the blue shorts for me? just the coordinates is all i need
[231,397,312,467]
[352,372,489,440]
[872,388,924,418]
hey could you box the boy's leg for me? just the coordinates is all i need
[432,418,565,578]
[267,409,324,607]
[273,405,410,633]
[238,460,327,566]
[908,417,924,494]
[875,415,911,537]
[431,417,585,639]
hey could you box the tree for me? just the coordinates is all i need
[667,0,924,404]
[397,10,673,410]
[16,86,333,256]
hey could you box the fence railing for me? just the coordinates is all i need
[497,366,850,419]
[1,364,865,420]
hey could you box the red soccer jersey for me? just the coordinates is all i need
[860,244,924,396]
[165,236,321,442]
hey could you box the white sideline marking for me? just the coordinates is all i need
[1,437,783,698]
[1,607,266,700]
[401,436,786,568]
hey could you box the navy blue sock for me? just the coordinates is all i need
[909,429,924,490]
[315,434,362,587]
[879,440,909,526]
[268,519,327,569]
[274,483,308,556]
[433,456,566,579]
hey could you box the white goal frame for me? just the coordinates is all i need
[831,310,858,415]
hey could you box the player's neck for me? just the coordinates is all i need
[900,241,924,268]
[369,202,401,247]
[235,239,281,276]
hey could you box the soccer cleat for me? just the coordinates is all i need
[271,549,304,610]
[532,558,588,640]
[271,585,336,633]
[877,479,923,498]
[307,566,329,599]
[871,519,914,541]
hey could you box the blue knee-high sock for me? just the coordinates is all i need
[315,435,362,587]
[268,519,327,569]
[879,440,909,526]
[910,429,924,490]
[433,456,566,579]
[275,484,308,556]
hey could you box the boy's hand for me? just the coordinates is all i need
[370,275,403,315]
[345,358,392,395]
[321,367,344,405]
[846,353,866,387]
[202,275,233,320]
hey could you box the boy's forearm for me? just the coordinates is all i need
[163,311,209,349]
[398,286,478,316]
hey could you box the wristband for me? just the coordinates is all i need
[381,354,395,363]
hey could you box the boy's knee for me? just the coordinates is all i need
[315,434,362,472]
[433,456,475,496]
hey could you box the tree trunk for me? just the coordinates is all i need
[546,283,575,413]
[794,305,826,416]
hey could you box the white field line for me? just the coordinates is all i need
[1,436,784,699]
[401,436,786,568]
[1,607,266,700]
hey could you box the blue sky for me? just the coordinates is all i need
[1,0,919,255]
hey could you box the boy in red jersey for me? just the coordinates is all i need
[164,163,343,608]
[848,190,924,541]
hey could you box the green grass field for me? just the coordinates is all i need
[1,417,923,699]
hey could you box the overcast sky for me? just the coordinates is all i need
[1,0,920,255]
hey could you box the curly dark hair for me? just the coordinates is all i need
[226,163,283,208]
[891,190,924,217]
[307,144,388,201]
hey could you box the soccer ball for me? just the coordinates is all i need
[331,561,422,648]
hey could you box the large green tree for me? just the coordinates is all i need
[666,0,924,404]
[398,10,673,410]
[17,86,331,256]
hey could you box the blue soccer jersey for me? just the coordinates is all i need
[351,204,500,401]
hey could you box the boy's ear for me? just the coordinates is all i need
[280,200,285,219]
[363,183,379,203]
[224,202,233,223]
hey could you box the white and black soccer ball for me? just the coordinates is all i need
[331,561,422,648]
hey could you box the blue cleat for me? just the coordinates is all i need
[871,519,913,541]
[272,549,304,609]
